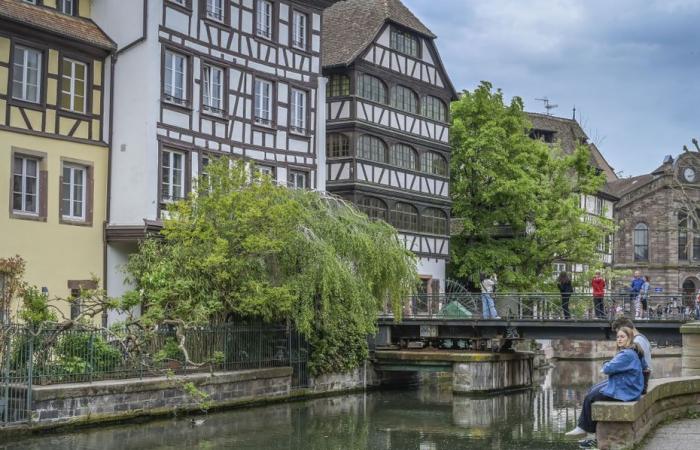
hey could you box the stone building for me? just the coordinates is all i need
[609,152,700,296]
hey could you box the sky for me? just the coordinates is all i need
[403,0,700,178]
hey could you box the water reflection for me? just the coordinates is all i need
[0,357,681,450]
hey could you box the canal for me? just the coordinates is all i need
[1,356,681,450]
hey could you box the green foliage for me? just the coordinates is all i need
[19,285,57,326]
[155,337,185,363]
[54,332,122,374]
[122,160,417,374]
[449,82,613,290]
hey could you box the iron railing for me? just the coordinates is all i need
[400,292,698,321]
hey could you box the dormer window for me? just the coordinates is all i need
[57,0,75,15]
[530,129,555,143]
[390,27,419,58]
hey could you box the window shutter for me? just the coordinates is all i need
[430,278,440,295]
[86,168,94,226]
[39,170,48,221]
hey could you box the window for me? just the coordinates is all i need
[421,208,447,235]
[206,0,224,21]
[288,170,307,189]
[679,211,689,260]
[22,0,37,4]
[61,58,87,113]
[170,0,187,5]
[70,288,81,320]
[256,0,273,39]
[254,79,273,125]
[161,149,185,202]
[422,96,447,122]
[392,202,418,232]
[12,46,42,103]
[164,50,187,105]
[327,74,349,97]
[57,0,74,15]
[256,164,275,178]
[326,133,349,157]
[633,223,648,261]
[390,27,419,57]
[358,197,388,221]
[594,197,604,216]
[61,164,86,221]
[421,152,447,176]
[390,144,417,170]
[357,135,386,163]
[12,155,39,215]
[290,88,306,133]
[530,129,555,143]
[357,74,386,104]
[202,65,224,114]
[390,85,417,114]
[552,263,566,278]
[292,11,307,50]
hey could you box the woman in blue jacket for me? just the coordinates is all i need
[566,326,647,446]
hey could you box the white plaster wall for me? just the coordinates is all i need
[417,257,446,293]
[106,243,140,325]
[315,76,327,192]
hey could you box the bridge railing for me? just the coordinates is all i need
[401,292,697,321]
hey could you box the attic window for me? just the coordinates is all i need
[530,129,555,143]
[390,27,419,58]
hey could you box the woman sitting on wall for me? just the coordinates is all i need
[565,326,648,449]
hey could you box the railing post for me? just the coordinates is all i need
[88,332,95,383]
[26,331,33,421]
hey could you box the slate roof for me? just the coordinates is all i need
[606,174,655,198]
[322,0,435,68]
[0,0,115,51]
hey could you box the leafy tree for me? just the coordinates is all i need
[449,82,612,290]
[122,159,416,374]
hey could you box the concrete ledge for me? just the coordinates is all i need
[592,376,700,450]
[375,350,533,363]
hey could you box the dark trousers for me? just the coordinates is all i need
[561,293,571,319]
[578,381,617,433]
[593,296,605,319]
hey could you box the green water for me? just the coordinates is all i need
[0,357,681,450]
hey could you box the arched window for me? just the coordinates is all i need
[679,211,689,260]
[358,196,388,221]
[390,144,417,170]
[357,135,386,163]
[421,96,447,122]
[326,74,350,97]
[357,74,387,104]
[326,133,349,157]
[392,202,418,232]
[421,208,447,235]
[633,223,648,261]
[390,85,418,114]
[421,152,447,176]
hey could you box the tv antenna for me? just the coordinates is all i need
[535,97,558,115]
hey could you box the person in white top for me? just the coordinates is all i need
[480,273,500,319]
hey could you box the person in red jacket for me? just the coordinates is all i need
[591,271,606,319]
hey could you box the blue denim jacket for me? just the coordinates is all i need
[601,348,647,401]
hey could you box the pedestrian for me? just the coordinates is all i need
[565,326,648,448]
[612,317,652,389]
[695,290,700,320]
[480,273,500,319]
[591,271,606,319]
[557,271,573,319]
[640,276,650,319]
[630,271,645,319]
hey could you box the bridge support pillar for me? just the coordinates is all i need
[452,353,535,394]
[681,321,700,376]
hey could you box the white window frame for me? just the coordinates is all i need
[292,11,307,50]
[12,156,40,215]
[61,163,86,221]
[161,149,186,202]
[202,64,224,114]
[288,170,307,189]
[57,0,74,15]
[206,0,224,22]
[256,164,275,178]
[164,50,187,105]
[256,0,273,39]
[12,46,42,104]
[61,58,87,113]
[254,79,273,125]
[290,88,306,134]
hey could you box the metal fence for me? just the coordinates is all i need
[403,292,699,321]
[0,323,310,425]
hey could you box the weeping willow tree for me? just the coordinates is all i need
[122,159,417,374]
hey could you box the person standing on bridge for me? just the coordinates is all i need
[631,271,645,319]
[557,271,573,319]
[480,273,500,319]
[591,271,606,319]
[641,276,651,319]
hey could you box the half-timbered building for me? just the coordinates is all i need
[321,0,457,295]
[0,0,115,321]
[91,0,340,323]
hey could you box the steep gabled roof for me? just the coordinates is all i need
[606,174,655,198]
[322,0,435,68]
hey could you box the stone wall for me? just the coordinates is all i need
[549,339,618,360]
[305,363,380,394]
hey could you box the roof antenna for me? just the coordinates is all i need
[572,106,576,121]
[535,97,558,116]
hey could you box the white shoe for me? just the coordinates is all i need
[565,426,587,437]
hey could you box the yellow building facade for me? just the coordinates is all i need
[0,0,114,321]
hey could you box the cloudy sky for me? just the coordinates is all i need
[403,0,700,177]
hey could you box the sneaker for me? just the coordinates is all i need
[494,316,501,319]
[565,426,587,437]
[578,438,598,449]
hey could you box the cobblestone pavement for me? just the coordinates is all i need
[639,418,700,450]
